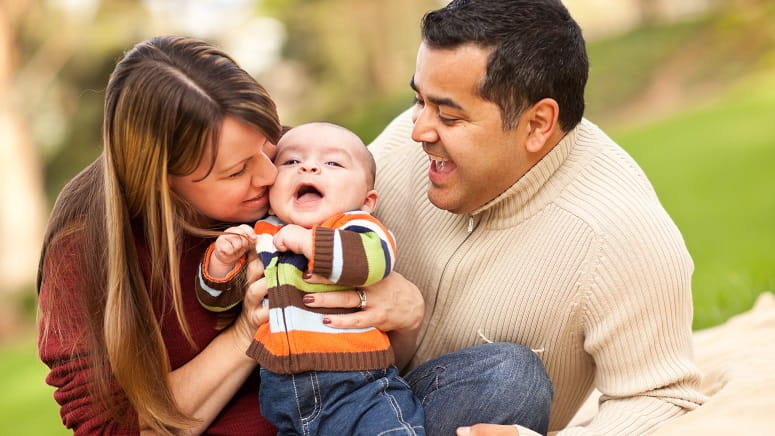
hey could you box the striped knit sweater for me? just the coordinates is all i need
[369,109,706,435]
[197,212,396,374]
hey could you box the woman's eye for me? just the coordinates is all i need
[413,96,425,107]
[228,164,247,178]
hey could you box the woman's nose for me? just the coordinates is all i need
[251,152,278,187]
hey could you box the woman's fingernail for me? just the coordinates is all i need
[303,272,312,279]
[456,427,471,436]
[322,317,331,324]
[303,295,314,304]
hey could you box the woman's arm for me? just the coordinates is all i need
[39,236,269,435]
[161,256,267,435]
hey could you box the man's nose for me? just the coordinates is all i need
[411,106,439,144]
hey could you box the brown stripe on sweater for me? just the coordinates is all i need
[267,284,359,315]
[334,230,370,285]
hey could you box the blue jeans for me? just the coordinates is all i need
[260,366,424,435]
[404,343,553,435]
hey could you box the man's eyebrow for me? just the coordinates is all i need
[409,76,464,110]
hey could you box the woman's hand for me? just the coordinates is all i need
[166,252,267,433]
[229,252,269,351]
[303,271,424,333]
[304,271,425,369]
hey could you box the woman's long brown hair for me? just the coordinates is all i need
[37,36,280,434]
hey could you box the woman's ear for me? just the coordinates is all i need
[525,98,560,154]
[360,190,379,213]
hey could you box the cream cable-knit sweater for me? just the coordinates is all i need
[369,109,706,435]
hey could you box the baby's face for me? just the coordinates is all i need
[269,124,375,228]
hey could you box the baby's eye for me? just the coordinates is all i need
[281,159,300,166]
[325,161,343,168]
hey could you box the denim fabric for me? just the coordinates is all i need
[404,343,553,436]
[260,366,424,435]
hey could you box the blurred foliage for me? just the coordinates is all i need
[257,0,438,140]
[17,1,155,200]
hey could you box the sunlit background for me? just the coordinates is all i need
[1,0,773,433]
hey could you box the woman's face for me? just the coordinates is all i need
[169,116,277,224]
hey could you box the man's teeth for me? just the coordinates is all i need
[431,156,448,172]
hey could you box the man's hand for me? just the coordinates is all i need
[457,424,521,436]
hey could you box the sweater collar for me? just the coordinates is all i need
[469,121,582,227]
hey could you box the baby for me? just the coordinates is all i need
[196,122,424,435]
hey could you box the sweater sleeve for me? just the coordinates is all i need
[310,212,396,287]
[558,218,706,434]
[38,233,138,435]
[195,243,247,312]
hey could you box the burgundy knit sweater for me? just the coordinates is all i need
[38,227,275,435]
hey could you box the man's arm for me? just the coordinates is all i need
[562,226,706,434]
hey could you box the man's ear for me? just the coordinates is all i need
[360,189,379,213]
[525,98,560,154]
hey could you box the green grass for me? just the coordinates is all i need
[0,338,69,435]
[610,73,775,329]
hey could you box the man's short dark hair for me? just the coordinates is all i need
[421,0,588,131]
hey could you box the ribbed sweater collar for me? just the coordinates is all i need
[469,120,589,229]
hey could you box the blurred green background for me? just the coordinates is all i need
[1,0,773,433]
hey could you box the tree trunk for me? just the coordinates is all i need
[0,0,46,302]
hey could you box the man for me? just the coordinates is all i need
[369,0,706,434]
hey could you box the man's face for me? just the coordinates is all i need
[411,42,533,214]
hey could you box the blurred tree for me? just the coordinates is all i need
[634,0,661,25]
[1,0,153,334]
[0,0,46,318]
[261,0,439,142]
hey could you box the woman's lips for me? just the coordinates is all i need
[243,192,268,206]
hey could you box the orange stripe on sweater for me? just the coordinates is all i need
[254,324,391,357]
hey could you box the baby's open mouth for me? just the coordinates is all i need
[295,184,323,201]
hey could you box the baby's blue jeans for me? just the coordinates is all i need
[260,365,424,435]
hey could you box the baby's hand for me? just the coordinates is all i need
[273,224,312,258]
[209,224,257,278]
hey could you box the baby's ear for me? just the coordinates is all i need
[360,189,379,213]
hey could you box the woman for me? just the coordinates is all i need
[38,35,305,434]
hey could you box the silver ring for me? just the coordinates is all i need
[356,289,367,310]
